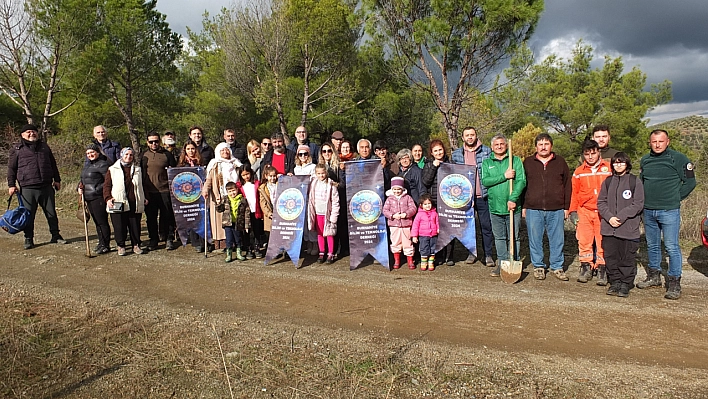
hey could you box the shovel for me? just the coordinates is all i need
[501,140,522,283]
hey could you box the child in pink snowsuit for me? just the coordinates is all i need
[411,193,439,271]
[383,176,418,269]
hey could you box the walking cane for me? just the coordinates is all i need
[204,196,208,258]
[81,193,94,258]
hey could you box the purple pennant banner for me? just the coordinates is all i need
[168,167,210,246]
[265,175,311,267]
[344,159,390,270]
[434,163,477,256]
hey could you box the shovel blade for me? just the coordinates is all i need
[500,260,522,284]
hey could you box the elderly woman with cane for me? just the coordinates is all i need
[78,144,112,254]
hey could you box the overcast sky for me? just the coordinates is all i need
[157,0,708,125]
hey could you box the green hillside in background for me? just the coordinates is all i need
[653,115,708,150]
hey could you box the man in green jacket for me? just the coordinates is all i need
[637,129,696,300]
[481,134,527,277]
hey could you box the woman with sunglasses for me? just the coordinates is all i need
[318,142,348,259]
[294,145,318,255]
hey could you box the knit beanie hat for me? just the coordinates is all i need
[391,176,404,188]
[297,145,310,154]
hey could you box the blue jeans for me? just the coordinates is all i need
[490,212,521,261]
[418,236,437,257]
[224,225,241,249]
[525,209,565,271]
[643,208,682,277]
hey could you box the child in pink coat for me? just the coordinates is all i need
[411,194,439,271]
[383,176,418,269]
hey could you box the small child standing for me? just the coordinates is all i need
[411,194,439,271]
[258,165,278,252]
[237,165,264,258]
[221,181,251,262]
[307,164,340,263]
[383,176,417,269]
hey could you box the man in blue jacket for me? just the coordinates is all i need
[86,125,121,164]
[451,126,494,267]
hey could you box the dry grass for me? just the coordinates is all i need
[0,287,623,399]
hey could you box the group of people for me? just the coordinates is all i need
[6,123,695,300]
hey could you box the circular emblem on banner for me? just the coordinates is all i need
[601,166,609,172]
[622,189,632,199]
[439,173,473,209]
[350,189,382,225]
[687,163,694,170]
[171,172,202,204]
[276,188,305,221]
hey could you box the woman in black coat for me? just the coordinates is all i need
[420,139,453,264]
[78,144,112,254]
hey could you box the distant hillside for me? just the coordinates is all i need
[652,115,708,150]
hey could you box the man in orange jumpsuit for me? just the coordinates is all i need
[569,139,612,285]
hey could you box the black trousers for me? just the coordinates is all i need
[602,235,639,285]
[336,189,349,256]
[145,192,175,244]
[242,212,264,251]
[86,198,111,248]
[20,185,60,239]
[110,211,142,248]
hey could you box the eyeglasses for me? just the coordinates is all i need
[298,152,309,157]
[296,131,306,134]
[321,149,333,154]
[148,140,160,144]
[613,162,626,165]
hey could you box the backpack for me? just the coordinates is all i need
[0,193,30,234]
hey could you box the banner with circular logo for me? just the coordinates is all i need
[344,159,390,270]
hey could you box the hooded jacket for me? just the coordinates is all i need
[597,173,644,240]
[411,207,439,237]
[383,190,417,228]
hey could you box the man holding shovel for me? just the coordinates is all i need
[481,135,526,277]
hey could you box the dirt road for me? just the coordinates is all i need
[2,218,708,397]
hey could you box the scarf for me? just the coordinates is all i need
[207,142,242,195]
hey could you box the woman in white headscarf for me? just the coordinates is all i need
[202,142,243,251]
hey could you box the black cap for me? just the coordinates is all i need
[19,124,38,134]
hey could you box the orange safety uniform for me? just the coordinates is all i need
[570,160,612,267]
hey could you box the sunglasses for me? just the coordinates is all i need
[148,140,160,144]
[322,149,333,154]
[262,143,272,146]
[298,152,309,156]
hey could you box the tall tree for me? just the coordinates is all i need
[0,0,96,134]
[286,0,360,128]
[84,0,182,151]
[217,0,292,136]
[364,0,543,149]
[497,40,672,154]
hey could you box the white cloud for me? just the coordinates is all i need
[646,101,708,125]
